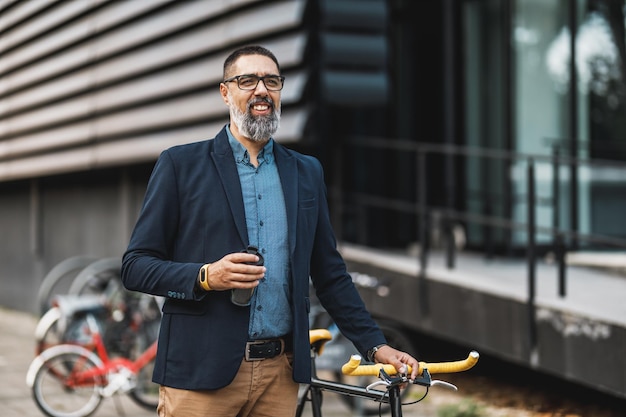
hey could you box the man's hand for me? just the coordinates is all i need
[373,345,419,381]
[203,252,265,291]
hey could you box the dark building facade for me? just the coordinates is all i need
[1,0,625,321]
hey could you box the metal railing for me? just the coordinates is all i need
[332,136,626,352]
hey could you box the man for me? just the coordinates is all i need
[121,45,418,417]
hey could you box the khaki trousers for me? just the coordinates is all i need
[157,353,299,417]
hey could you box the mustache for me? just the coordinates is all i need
[247,96,274,111]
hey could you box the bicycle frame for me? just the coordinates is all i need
[298,345,408,417]
[77,315,157,391]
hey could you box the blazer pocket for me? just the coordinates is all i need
[298,198,316,210]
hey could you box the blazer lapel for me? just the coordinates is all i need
[274,142,298,256]
[211,128,248,245]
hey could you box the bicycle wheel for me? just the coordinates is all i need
[36,256,98,316]
[35,307,64,355]
[29,346,104,417]
[68,257,121,297]
[336,321,418,415]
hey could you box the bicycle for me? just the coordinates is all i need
[308,282,417,415]
[27,308,159,417]
[34,279,161,356]
[35,257,126,355]
[296,329,479,417]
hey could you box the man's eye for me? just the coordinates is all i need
[239,77,257,87]
[264,77,280,88]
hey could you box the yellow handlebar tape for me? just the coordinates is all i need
[341,351,479,377]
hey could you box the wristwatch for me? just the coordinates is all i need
[197,264,212,291]
[367,344,387,362]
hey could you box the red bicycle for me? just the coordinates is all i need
[27,312,158,417]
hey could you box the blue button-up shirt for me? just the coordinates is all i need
[227,127,292,339]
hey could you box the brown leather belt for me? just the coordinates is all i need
[245,336,292,361]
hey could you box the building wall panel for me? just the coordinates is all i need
[0,0,307,182]
[0,0,309,315]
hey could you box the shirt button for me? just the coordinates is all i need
[258,194,262,199]
[259,220,264,226]
[257,305,262,311]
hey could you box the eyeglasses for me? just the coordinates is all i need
[223,74,285,91]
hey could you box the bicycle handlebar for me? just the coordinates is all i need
[341,351,479,377]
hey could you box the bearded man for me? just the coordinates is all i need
[121,45,418,417]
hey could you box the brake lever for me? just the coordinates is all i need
[413,369,458,391]
[366,380,390,391]
[411,368,433,387]
[431,380,458,391]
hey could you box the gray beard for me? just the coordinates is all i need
[229,97,281,142]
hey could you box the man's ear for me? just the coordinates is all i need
[220,83,230,106]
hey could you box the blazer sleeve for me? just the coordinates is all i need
[121,149,203,300]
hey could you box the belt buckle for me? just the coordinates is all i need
[245,340,266,361]
[245,339,284,361]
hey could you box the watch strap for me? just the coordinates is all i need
[197,264,212,291]
[367,343,387,362]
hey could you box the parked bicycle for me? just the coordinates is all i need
[30,256,161,416]
[35,284,161,357]
[27,311,158,417]
[34,257,134,356]
[297,329,479,417]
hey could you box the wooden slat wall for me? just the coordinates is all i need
[0,0,308,182]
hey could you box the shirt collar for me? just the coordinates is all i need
[226,124,274,165]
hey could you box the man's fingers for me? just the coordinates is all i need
[207,255,265,290]
[221,255,265,274]
[227,252,261,265]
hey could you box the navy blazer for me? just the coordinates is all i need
[121,127,385,389]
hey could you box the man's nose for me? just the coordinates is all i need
[254,79,269,94]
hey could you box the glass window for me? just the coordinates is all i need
[513,0,570,244]
[543,0,626,240]
[463,0,508,246]
[465,0,626,247]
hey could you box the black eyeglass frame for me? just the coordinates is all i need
[222,74,286,91]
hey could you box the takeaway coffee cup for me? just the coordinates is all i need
[231,245,264,306]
